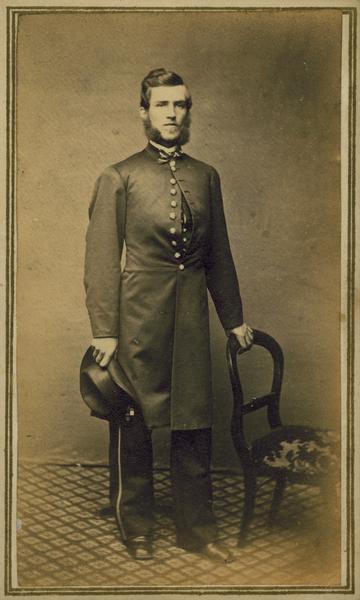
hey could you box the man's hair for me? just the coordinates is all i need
[140,68,192,110]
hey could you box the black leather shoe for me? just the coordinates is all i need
[125,536,154,560]
[197,542,233,563]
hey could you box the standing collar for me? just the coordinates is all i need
[145,140,185,161]
[149,140,180,154]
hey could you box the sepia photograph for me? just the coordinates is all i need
[2,1,358,596]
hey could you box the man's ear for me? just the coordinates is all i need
[139,107,147,121]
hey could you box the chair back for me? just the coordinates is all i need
[226,330,284,454]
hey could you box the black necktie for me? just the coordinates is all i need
[157,148,184,164]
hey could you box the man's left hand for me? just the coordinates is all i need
[230,323,254,349]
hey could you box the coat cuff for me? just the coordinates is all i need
[88,310,119,338]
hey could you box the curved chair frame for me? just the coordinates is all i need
[226,329,285,545]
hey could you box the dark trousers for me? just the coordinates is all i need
[108,411,218,550]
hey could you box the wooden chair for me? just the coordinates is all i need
[226,329,340,546]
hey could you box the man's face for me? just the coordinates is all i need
[140,85,189,145]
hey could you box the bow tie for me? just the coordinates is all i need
[157,148,184,164]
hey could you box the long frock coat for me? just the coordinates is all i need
[84,143,243,430]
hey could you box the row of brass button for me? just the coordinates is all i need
[167,165,186,270]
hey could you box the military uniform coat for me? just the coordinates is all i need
[84,143,243,430]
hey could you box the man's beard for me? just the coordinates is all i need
[142,112,191,148]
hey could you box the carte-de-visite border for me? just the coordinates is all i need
[4,4,357,596]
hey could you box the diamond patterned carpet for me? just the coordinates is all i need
[16,463,341,589]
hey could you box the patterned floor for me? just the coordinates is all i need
[15,463,341,590]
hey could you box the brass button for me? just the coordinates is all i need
[169,227,176,234]
[183,237,187,242]
[171,240,177,247]
[171,200,177,208]
[170,165,176,172]
[183,227,187,233]
[170,160,176,167]
[174,252,181,259]
[179,264,185,271]
[170,188,177,196]
[170,178,176,184]
[169,212,176,220]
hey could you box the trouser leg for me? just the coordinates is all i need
[109,419,120,508]
[171,427,218,551]
[108,411,154,542]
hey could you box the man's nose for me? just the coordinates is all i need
[166,104,176,119]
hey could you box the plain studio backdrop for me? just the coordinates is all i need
[16,9,341,468]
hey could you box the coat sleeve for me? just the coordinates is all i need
[84,166,126,338]
[204,167,244,330]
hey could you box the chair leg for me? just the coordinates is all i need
[238,472,256,547]
[268,474,287,527]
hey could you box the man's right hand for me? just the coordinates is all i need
[91,337,118,368]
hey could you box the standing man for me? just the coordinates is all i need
[84,68,253,561]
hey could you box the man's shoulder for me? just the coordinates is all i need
[97,148,220,182]
[183,153,219,177]
[94,149,147,183]
[111,148,148,173]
